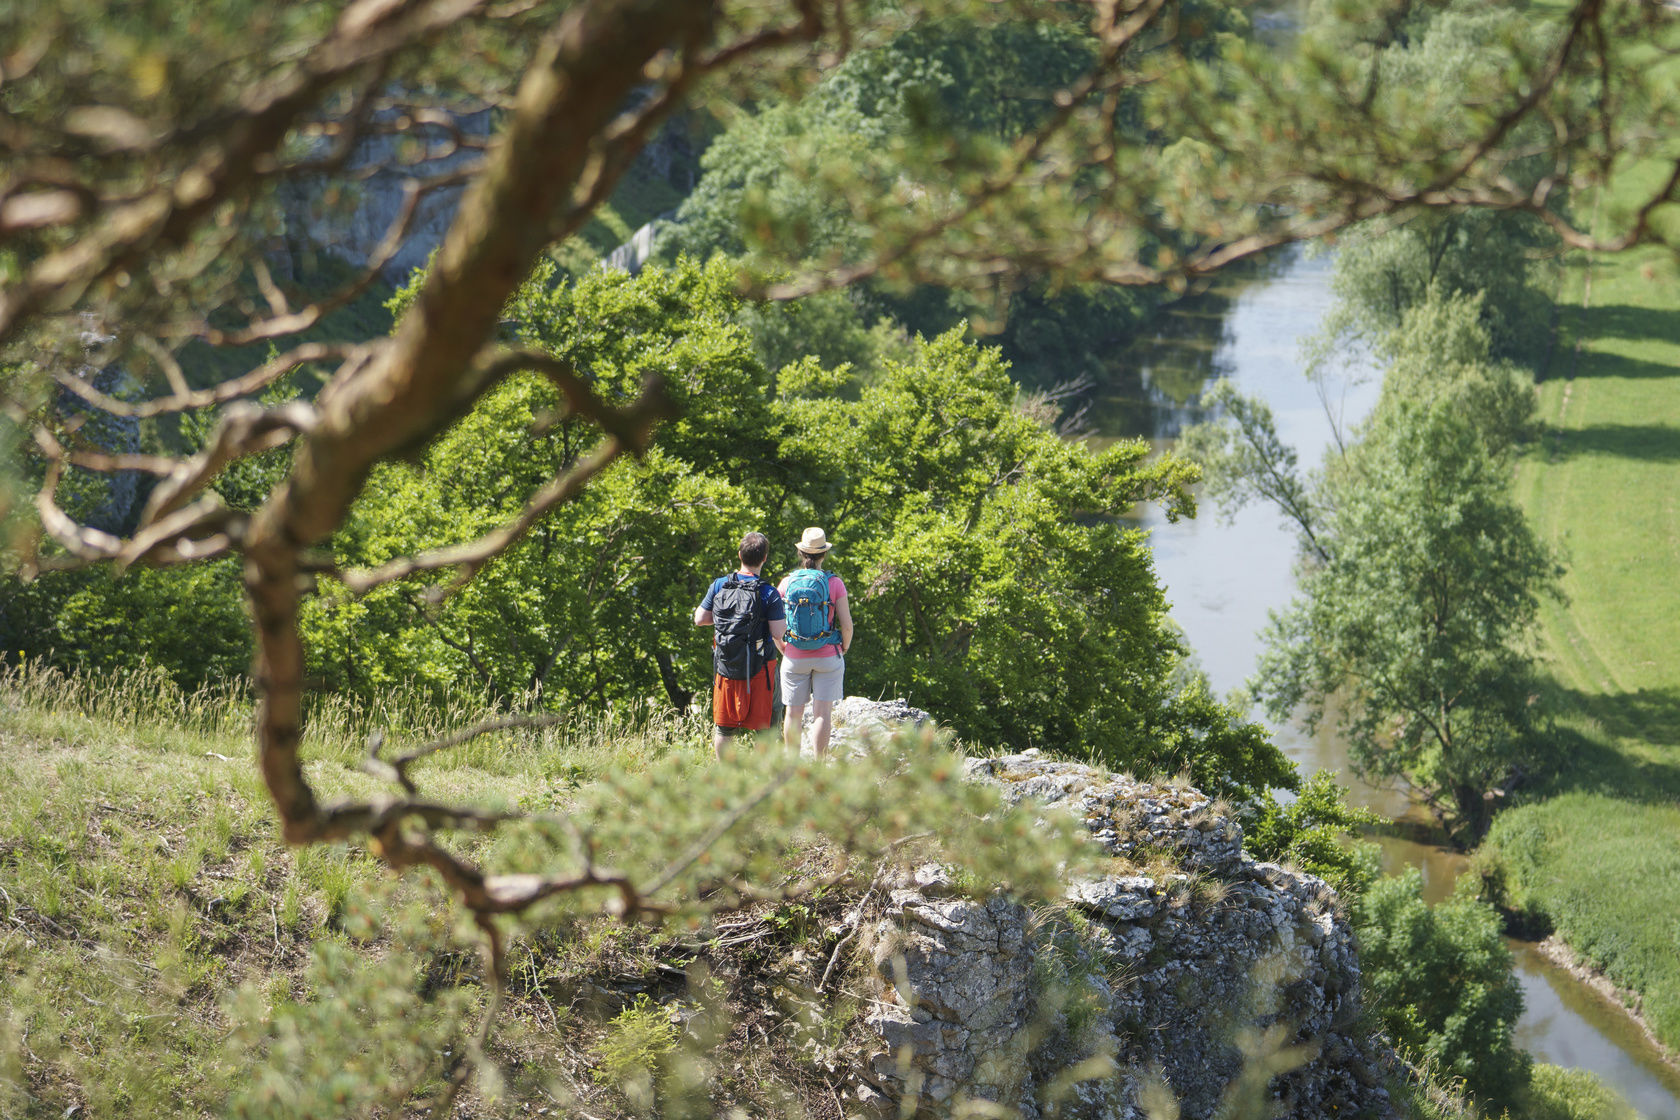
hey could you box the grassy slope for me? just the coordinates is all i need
[1484,154,1680,1049]
[0,663,728,1118]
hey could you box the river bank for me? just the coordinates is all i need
[1530,936,1680,1076]
[1485,198,1680,1076]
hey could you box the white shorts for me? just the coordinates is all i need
[781,655,844,706]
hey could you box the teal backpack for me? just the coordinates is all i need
[783,569,840,651]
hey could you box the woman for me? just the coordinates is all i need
[777,527,853,757]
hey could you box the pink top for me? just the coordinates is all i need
[777,572,847,660]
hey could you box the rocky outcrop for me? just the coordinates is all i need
[603,218,670,275]
[58,324,144,534]
[822,702,1393,1120]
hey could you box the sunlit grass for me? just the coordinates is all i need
[1521,244,1680,711]
[0,659,1098,1119]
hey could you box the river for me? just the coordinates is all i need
[1092,244,1680,1118]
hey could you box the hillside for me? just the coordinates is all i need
[0,667,1406,1120]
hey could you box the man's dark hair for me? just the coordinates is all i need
[738,532,769,568]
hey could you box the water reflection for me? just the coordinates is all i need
[1513,944,1680,1120]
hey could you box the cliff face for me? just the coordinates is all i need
[275,102,702,284]
[824,705,1394,1120]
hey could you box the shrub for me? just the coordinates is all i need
[1354,869,1531,1104]
[592,992,680,1110]
[1243,770,1382,898]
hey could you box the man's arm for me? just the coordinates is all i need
[694,606,713,626]
[767,584,787,653]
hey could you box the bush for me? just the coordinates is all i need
[1,557,251,688]
[1354,869,1531,1105]
[1243,770,1382,898]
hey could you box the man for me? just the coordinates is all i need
[694,531,786,757]
[778,527,853,758]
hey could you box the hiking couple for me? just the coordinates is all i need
[693,528,853,759]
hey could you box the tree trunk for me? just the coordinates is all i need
[653,647,693,714]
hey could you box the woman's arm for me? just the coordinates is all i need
[834,594,853,655]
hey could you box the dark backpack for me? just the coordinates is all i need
[712,575,768,680]
[783,568,839,651]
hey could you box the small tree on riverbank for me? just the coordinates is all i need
[1356,868,1532,1103]
[1188,294,1562,842]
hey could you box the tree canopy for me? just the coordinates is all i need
[1355,869,1532,1103]
[294,255,1294,798]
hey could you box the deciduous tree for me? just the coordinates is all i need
[1246,297,1562,840]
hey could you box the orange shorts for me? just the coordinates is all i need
[713,659,777,731]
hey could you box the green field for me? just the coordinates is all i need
[1485,179,1680,1050]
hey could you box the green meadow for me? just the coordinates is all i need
[1484,157,1680,1051]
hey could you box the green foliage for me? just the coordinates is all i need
[307,257,773,708]
[591,992,679,1104]
[1369,291,1539,457]
[800,327,1290,794]
[737,288,913,377]
[176,374,306,512]
[1178,379,1329,561]
[225,914,476,1120]
[316,259,1294,797]
[1243,771,1382,898]
[662,19,1103,265]
[1,557,252,687]
[0,660,1101,1118]
[0,360,313,683]
[4,1,1678,1114]
[1520,1064,1640,1120]
[1493,166,1680,1058]
[658,19,1168,388]
[488,727,1096,927]
[0,661,480,1120]
[1323,209,1558,366]
[1308,4,1565,364]
[1354,869,1531,1104]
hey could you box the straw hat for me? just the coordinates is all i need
[796,527,833,555]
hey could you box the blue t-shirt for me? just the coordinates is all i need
[700,572,785,660]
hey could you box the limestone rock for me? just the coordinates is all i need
[794,696,933,757]
[824,706,1393,1120]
